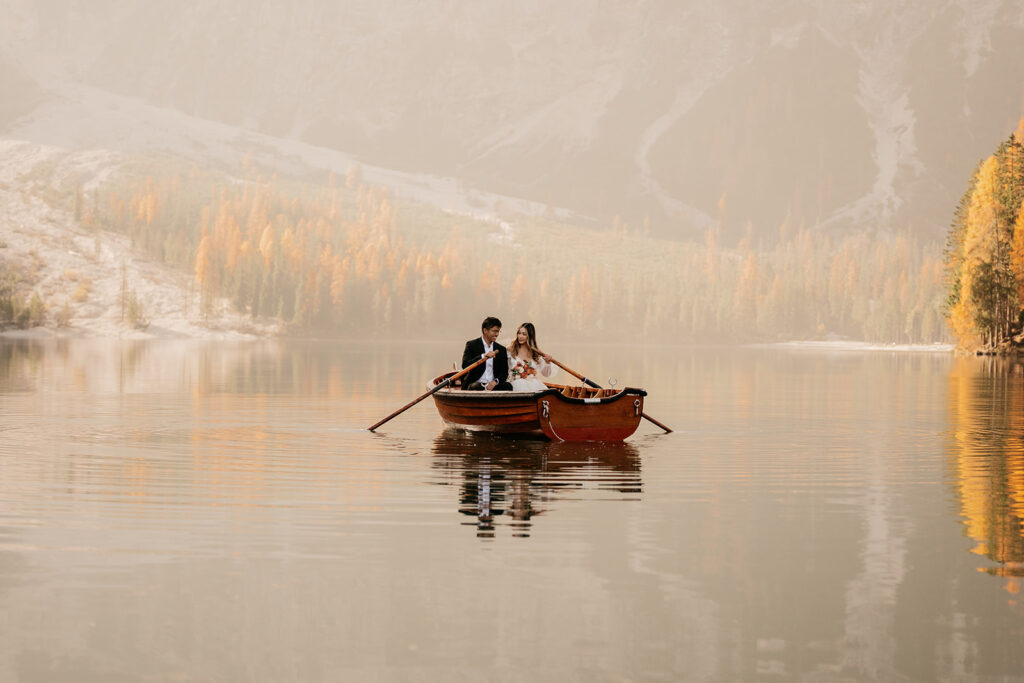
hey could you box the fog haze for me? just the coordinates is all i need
[4,0,1024,240]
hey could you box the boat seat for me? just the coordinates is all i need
[559,385,619,399]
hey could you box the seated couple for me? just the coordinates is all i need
[460,316,556,392]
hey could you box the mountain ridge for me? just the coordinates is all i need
[2,0,1024,240]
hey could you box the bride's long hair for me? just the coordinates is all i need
[509,322,542,362]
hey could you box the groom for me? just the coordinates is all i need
[460,316,512,391]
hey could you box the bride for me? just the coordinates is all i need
[507,322,557,392]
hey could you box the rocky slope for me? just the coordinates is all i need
[0,140,276,338]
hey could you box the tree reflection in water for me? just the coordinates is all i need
[431,430,642,539]
[948,356,1024,596]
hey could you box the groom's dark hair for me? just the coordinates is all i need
[481,316,502,330]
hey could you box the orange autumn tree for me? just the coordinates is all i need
[946,123,1024,350]
[90,158,949,343]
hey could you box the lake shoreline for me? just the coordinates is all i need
[0,329,958,354]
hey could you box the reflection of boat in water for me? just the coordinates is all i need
[428,372,648,441]
[431,431,642,538]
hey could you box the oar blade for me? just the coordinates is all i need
[367,356,487,432]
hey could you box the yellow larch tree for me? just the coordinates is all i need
[194,231,215,317]
[950,155,1000,348]
[258,223,275,267]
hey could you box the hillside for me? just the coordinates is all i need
[0,143,946,344]
[3,0,1024,240]
[0,141,276,339]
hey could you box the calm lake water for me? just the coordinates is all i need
[1,339,1023,682]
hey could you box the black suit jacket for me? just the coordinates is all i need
[461,337,508,386]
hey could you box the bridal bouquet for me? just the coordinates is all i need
[511,360,536,380]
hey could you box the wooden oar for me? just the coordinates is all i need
[548,358,673,433]
[368,356,486,432]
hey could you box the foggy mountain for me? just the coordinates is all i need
[3,0,1024,243]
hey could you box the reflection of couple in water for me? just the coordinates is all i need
[432,432,642,538]
[458,316,556,392]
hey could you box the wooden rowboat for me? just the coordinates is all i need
[428,372,648,442]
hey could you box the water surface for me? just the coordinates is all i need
[1,340,1022,681]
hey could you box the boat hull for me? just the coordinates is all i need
[431,390,542,434]
[537,390,645,442]
[429,374,647,441]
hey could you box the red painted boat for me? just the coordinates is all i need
[428,372,647,442]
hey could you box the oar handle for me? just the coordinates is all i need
[368,356,487,432]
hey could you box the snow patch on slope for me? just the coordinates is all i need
[819,6,932,229]
[955,0,1002,77]
[0,140,275,339]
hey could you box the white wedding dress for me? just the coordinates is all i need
[508,355,556,392]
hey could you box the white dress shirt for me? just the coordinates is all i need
[479,337,495,384]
